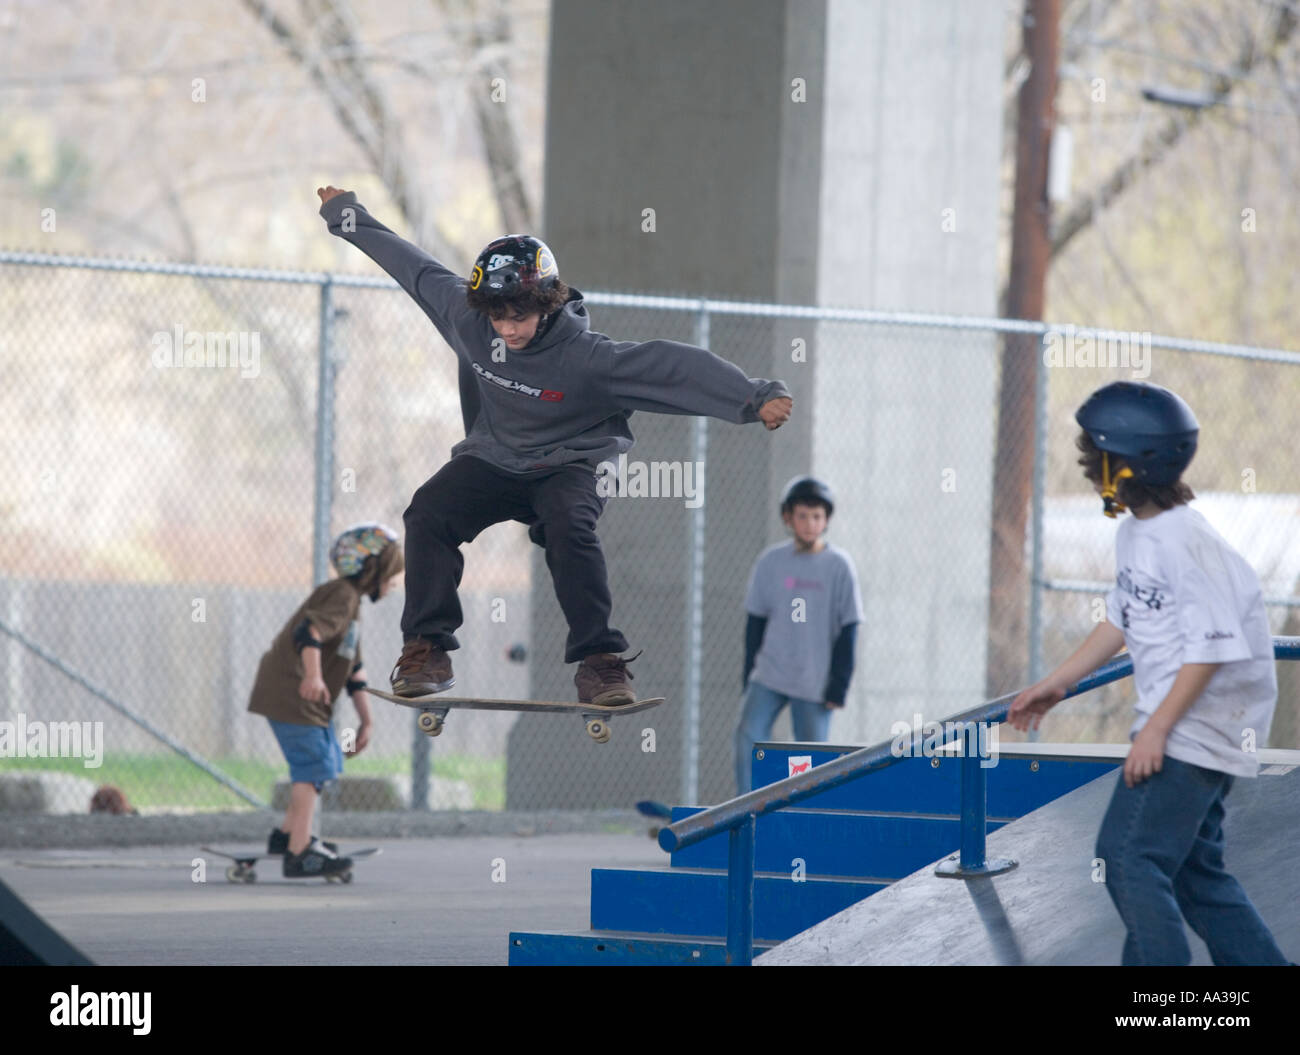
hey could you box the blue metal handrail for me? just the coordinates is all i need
[660,636,1300,965]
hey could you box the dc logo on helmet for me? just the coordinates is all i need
[470,236,559,293]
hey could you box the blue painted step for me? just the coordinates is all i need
[668,806,1007,878]
[508,930,779,965]
[590,867,885,942]
[750,746,1117,816]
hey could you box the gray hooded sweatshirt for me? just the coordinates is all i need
[320,193,791,475]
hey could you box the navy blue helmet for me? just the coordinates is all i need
[1075,382,1199,487]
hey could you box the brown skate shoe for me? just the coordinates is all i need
[575,651,642,707]
[390,639,455,697]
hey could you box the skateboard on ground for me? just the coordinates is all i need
[367,688,665,743]
[201,845,381,884]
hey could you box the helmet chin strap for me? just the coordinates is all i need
[1101,452,1134,518]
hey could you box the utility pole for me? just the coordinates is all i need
[986,0,1059,696]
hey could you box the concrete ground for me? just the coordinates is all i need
[0,832,665,965]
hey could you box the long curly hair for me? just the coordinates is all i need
[1076,430,1194,511]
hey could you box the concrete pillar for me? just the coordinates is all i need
[508,0,1004,808]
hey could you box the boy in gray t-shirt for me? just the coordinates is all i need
[733,477,863,794]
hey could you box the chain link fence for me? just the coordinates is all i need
[2,251,1298,828]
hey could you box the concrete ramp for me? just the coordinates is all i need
[758,763,1299,966]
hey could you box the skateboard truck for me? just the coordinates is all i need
[415,705,612,742]
[580,713,611,743]
[415,707,449,737]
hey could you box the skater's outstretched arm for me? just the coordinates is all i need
[317,186,473,337]
[605,338,792,427]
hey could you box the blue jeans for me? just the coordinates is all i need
[1095,755,1287,966]
[733,679,831,795]
[268,719,343,789]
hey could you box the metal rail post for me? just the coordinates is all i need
[726,813,756,965]
[935,737,1017,879]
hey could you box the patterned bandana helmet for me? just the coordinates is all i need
[330,523,400,578]
[468,235,559,294]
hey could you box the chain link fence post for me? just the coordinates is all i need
[681,302,710,806]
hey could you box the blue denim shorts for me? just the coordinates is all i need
[268,719,343,787]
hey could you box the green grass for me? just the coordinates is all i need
[0,753,505,811]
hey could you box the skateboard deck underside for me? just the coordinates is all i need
[367,690,665,742]
[366,689,665,716]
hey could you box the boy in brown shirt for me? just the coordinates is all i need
[248,524,403,878]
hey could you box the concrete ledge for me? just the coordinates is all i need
[0,772,99,815]
[0,809,643,849]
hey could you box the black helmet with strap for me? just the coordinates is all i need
[780,476,834,516]
[1075,381,1199,517]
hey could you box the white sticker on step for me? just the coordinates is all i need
[788,755,813,777]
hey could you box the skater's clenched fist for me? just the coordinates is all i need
[759,396,792,430]
[317,185,348,204]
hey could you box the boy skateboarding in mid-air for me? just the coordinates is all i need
[1008,382,1289,965]
[316,185,793,707]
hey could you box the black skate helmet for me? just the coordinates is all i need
[469,235,559,295]
[1075,381,1199,517]
[780,476,834,517]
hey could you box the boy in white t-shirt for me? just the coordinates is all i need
[1008,381,1288,966]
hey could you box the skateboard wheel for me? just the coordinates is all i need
[225,865,240,883]
[585,719,610,743]
[246,870,257,883]
[340,871,353,884]
[418,711,444,736]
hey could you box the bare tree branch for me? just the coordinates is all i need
[435,0,536,233]
[239,0,462,260]
[1050,3,1298,259]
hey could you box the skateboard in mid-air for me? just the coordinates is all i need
[201,845,381,884]
[367,688,665,743]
